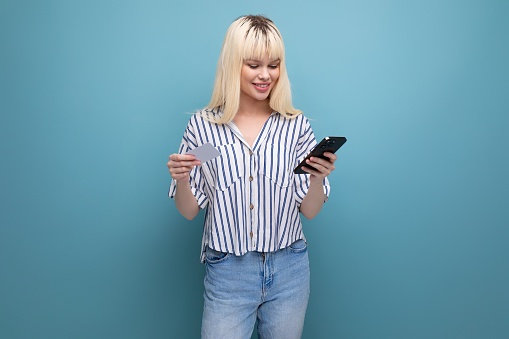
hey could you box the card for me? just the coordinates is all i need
[186,143,221,163]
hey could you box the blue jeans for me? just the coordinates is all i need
[201,239,310,339]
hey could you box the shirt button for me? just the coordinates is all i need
[250,231,253,238]
[249,176,253,181]
[249,150,253,156]
[250,204,254,210]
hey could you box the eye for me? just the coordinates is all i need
[269,64,279,69]
[248,64,259,69]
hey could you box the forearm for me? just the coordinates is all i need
[174,181,200,220]
[299,178,326,219]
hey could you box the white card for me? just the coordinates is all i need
[186,143,221,163]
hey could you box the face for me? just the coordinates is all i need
[240,55,280,103]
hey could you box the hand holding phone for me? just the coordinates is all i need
[294,136,347,174]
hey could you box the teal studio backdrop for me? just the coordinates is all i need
[1,0,508,338]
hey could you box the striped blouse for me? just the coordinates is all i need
[169,108,330,262]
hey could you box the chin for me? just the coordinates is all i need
[253,92,271,101]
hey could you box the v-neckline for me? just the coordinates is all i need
[228,112,275,150]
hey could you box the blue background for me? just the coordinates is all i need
[1,0,508,338]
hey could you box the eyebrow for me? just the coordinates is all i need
[245,59,281,63]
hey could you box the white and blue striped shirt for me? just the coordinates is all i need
[169,108,330,262]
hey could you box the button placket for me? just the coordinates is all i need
[248,149,256,247]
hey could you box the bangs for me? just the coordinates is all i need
[241,24,284,61]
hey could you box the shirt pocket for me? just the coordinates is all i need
[261,143,293,188]
[213,143,245,191]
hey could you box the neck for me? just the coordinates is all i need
[238,95,272,117]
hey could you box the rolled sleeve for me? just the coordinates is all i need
[293,118,331,205]
[168,178,208,209]
[168,117,209,209]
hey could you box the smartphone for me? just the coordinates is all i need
[294,136,347,174]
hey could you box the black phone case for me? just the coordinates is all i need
[294,136,347,174]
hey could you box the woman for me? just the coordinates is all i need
[167,15,337,339]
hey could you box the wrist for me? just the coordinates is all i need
[309,176,323,185]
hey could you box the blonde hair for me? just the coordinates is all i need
[205,15,302,124]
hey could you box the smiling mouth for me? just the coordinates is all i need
[253,83,270,88]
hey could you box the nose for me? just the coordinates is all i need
[258,67,269,80]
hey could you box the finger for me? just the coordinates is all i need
[175,160,201,168]
[300,164,316,175]
[321,152,337,162]
[302,164,327,179]
[170,165,195,174]
[308,157,330,171]
[169,153,197,162]
[168,159,201,169]
[169,167,194,181]
[306,158,334,176]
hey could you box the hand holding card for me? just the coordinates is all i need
[186,143,221,163]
